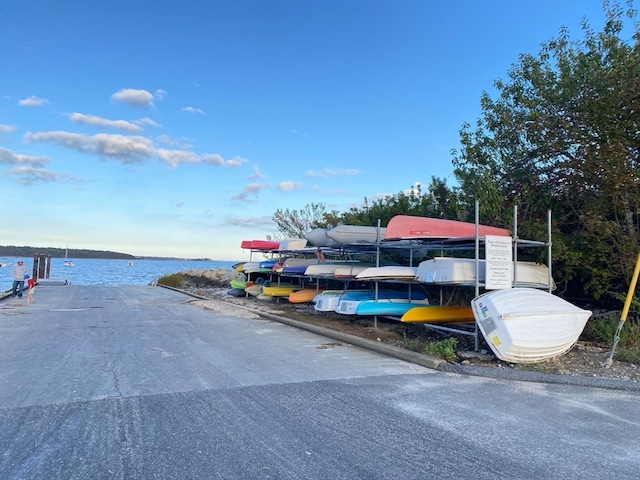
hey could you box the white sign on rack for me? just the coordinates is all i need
[485,235,513,289]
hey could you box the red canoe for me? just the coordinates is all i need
[384,215,510,240]
[240,239,281,250]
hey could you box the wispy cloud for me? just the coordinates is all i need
[248,165,266,179]
[111,88,155,107]
[0,124,17,134]
[0,147,50,167]
[226,215,274,227]
[9,166,81,185]
[276,181,301,192]
[182,106,206,115]
[134,117,161,128]
[69,113,143,132]
[306,168,359,178]
[18,95,50,107]
[231,183,269,201]
[25,131,154,164]
[24,130,249,168]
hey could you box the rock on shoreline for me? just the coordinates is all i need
[177,268,245,287]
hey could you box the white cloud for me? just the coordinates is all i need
[18,95,50,107]
[156,134,192,149]
[111,88,155,107]
[226,215,274,227]
[69,113,142,132]
[24,130,250,168]
[225,156,248,168]
[249,165,266,179]
[155,89,167,100]
[0,147,50,167]
[182,106,206,115]
[0,124,17,134]
[9,166,80,185]
[276,181,301,192]
[25,131,154,164]
[306,168,360,178]
[134,117,161,128]
[232,183,269,201]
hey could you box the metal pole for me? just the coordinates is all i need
[604,252,640,367]
[474,199,480,351]
[547,209,553,293]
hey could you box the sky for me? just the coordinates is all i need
[0,0,618,261]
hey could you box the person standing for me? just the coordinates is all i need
[26,277,36,303]
[12,260,28,298]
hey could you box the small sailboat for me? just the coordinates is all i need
[63,247,75,267]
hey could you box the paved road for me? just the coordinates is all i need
[1,286,638,479]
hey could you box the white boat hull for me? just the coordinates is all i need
[416,257,554,289]
[326,225,386,245]
[355,266,417,281]
[471,288,592,363]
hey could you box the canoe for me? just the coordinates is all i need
[289,288,324,303]
[304,263,341,277]
[304,261,364,278]
[471,288,592,363]
[355,266,417,281]
[277,238,309,251]
[336,290,429,315]
[354,299,430,316]
[240,239,281,250]
[400,306,475,324]
[333,264,373,280]
[262,283,304,297]
[258,260,278,269]
[227,288,246,297]
[230,279,247,289]
[384,215,510,240]
[415,257,554,289]
[281,257,320,275]
[245,284,263,297]
[326,225,387,245]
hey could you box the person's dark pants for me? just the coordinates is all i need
[12,280,24,298]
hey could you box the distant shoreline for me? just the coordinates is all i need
[0,246,212,262]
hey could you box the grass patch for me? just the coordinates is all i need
[157,274,185,289]
[582,314,640,364]
[423,337,458,362]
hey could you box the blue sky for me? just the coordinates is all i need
[0,0,613,260]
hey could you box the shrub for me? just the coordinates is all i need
[423,337,458,362]
[157,274,184,289]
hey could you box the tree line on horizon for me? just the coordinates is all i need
[273,2,639,311]
[0,246,136,260]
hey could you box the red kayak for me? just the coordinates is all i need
[384,215,510,240]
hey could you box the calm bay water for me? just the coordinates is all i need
[0,256,239,288]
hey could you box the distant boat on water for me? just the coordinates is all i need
[64,247,75,267]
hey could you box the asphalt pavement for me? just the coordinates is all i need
[1,285,638,479]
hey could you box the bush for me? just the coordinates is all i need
[157,274,184,289]
[582,314,640,364]
[423,337,458,362]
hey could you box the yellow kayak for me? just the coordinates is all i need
[261,283,303,297]
[401,306,475,324]
[288,288,324,304]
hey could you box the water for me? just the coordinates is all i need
[0,256,239,288]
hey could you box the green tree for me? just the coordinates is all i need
[272,203,329,239]
[452,1,639,303]
[337,178,459,227]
